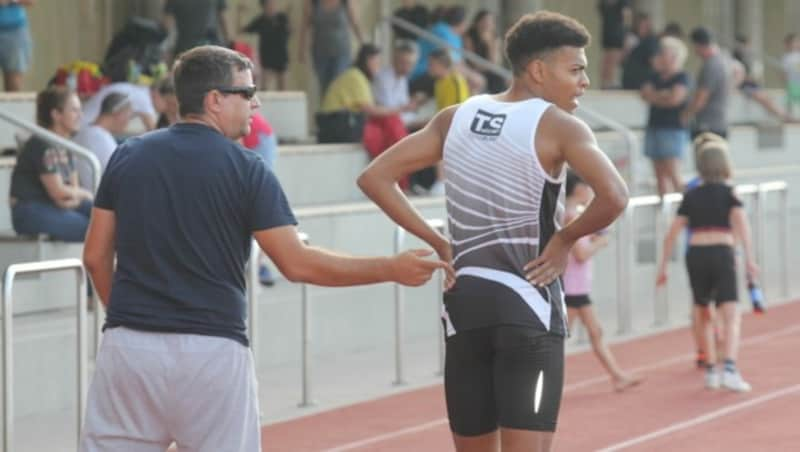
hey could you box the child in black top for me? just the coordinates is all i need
[657,138,758,392]
[242,0,290,90]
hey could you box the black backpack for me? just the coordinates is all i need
[103,17,167,82]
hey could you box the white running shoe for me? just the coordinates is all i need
[705,368,720,389]
[722,370,752,392]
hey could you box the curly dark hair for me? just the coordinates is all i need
[504,11,591,75]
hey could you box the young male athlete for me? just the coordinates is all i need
[358,11,628,452]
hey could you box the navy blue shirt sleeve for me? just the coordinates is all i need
[247,160,297,231]
[94,142,126,210]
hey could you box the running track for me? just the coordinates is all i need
[262,299,800,451]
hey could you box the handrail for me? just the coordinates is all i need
[0,108,101,192]
[0,108,106,360]
[261,181,789,404]
[616,180,790,333]
[393,218,445,386]
[385,16,641,191]
[2,258,87,452]
[246,231,313,408]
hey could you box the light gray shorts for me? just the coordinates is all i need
[79,327,261,452]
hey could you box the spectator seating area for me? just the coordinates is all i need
[1,88,799,451]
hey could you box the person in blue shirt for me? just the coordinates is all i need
[0,0,34,91]
[409,5,474,98]
[80,45,450,452]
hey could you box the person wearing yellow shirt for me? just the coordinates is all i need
[429,48,470,112]
[411,48,470,195]
[318,44,415,144]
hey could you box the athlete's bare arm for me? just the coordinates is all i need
[357,107,459,287]
[525,108,628,286]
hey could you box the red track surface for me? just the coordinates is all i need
[262,300,800,451]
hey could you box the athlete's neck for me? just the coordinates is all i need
[495,79,544,103]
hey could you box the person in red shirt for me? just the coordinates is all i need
[242,111,279,285]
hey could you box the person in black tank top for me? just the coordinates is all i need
[359,12,628,452]
[657,138,758,393]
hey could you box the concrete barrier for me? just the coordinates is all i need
[0,90,311,148]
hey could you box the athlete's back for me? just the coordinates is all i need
[442,94,567,336]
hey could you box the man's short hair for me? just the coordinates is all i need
[172,45,254,117]
[504,11,591,75]
[99,92,132,116]
[690,27,713,46]
[429,48,452,68]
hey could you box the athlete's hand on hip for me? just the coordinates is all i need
[524,232,573,287]
[391,249,452,287]
[433,237,456,290]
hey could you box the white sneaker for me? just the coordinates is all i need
[722,370,752,392]
[429,181,446,196]
[705,368,720,389]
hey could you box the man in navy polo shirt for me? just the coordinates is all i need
[80,45,449,452]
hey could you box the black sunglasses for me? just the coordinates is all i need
[215,85,257,100]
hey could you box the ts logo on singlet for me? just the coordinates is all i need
[470,109,506,137]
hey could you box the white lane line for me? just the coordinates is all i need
[322,419,448,452]
[564,323,800,392]
[596,384,800,452]
[322,323,800,452]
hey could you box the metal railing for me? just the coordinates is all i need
[294,232,312,408]
[2,258,87,452]
[246,232,314,407]
[384,16,641,190]
[0,108,105,358]
[615,180,790,334]
[280,179,789,399]
[393,218,445,386]
[0,109,101,191]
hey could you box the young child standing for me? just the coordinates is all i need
[564,171,642,392]
[242,0,291,90]
[657,139,758,392]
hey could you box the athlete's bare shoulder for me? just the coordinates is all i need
[538,105,596,146]
[430,104,460,139]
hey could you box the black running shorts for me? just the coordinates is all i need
[685,245,738,306]
[564,294,591,309]
[444,326,565,436]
